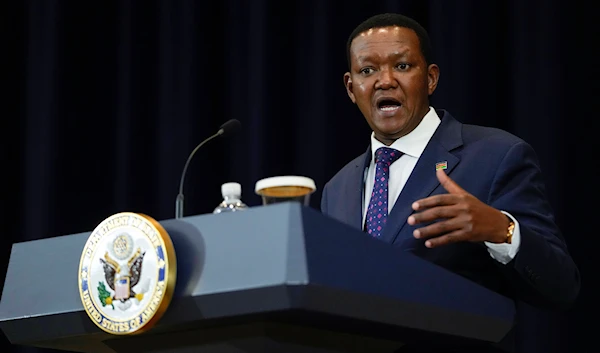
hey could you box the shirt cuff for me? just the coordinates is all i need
[484,211,521,265]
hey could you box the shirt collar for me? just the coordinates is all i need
[370,107,441,160]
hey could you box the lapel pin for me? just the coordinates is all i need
[435,161,448,170]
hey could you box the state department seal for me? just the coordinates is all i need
[78,212,176,335]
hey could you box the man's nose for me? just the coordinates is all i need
[375,68,398,90]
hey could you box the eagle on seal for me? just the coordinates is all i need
[99,248,146,302]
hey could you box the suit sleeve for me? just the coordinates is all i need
[320,182,329,214]
[489,141,580,309]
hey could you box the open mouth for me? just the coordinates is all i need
[377,98,401,112]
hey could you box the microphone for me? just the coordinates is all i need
[175,119,241,219]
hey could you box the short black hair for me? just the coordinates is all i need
[346,13,434,70]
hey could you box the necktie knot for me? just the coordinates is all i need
[375,147,402,166]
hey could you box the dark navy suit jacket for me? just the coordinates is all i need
[321,110,580,351]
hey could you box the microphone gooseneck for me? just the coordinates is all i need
[175,119,241,219]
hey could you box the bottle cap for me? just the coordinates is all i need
[221,182,242,198]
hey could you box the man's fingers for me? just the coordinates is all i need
[412,194,458,211]
[408,205,457,225]
[412,171,468,211]
[412,217,465,240]
[422,229,467,248]
[436,169,465,194]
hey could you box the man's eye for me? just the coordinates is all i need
[398,63,410,70]
[360,68,373,74]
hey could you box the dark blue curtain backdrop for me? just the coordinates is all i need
[3,0,596,352]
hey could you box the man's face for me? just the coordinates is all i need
[344,26,439,145]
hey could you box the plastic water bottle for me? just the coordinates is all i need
[213,182,249,214]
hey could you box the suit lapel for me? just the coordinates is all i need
[344,147,371,230]
[380,111,463,245]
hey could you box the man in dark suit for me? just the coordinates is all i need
[320,12,580,352]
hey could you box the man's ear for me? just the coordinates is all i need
[427,64,440,95]
[344,72,356,103]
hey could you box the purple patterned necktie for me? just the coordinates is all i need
[365,147,403,237]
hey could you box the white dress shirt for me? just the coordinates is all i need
[362,107,520,264]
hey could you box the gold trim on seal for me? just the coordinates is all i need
[77,212,177,335]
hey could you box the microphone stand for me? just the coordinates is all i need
[175,130,222,219]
